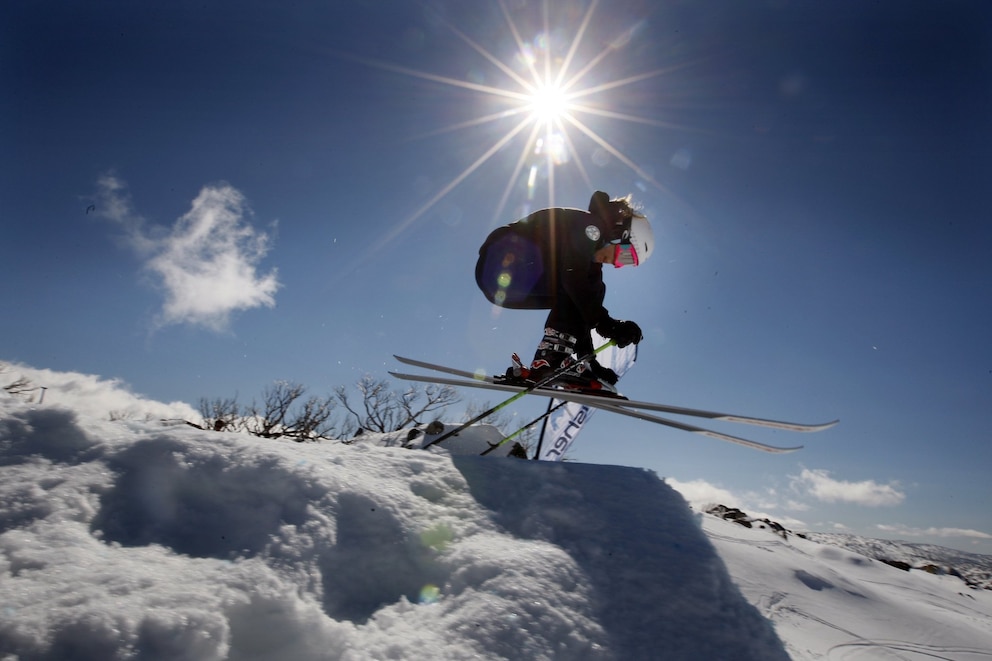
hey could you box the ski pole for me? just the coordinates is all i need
[533,398,555,460]
[423,341,615,450]
[480,400,568,457]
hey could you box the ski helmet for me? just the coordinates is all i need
[628,216,654,265]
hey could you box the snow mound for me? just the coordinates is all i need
[0,398,786,660]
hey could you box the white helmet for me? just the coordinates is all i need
[628,216,654,265]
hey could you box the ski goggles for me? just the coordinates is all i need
[611,241,639,268]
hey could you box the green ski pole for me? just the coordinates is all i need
[480,400,568,456]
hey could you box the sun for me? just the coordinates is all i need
[527,82,572,126]
[345,0,685,244]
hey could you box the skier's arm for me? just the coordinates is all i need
[558,260,608,329]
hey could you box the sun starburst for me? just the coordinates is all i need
[528,82,572,126]
[345,0,687,245]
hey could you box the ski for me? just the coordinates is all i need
[389,370,804,454]
[393,355,837,433]
[419,342,615,450]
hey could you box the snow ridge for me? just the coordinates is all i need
[802,532,992,591]
[0,399,788,660]
[705,505,992,591]
[3,363,992,661]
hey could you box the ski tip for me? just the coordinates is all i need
[807,419,840,432]
[775,420,838,433]
[755,443,803,454]
[719,416,839,433]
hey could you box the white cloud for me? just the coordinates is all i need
[791,468,905,507]
[667,478,740,511]
[94,173,137,225]
[94,174,280,331]
[877,524,992,541]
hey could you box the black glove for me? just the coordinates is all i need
[595,317,643,348]
[588,358,619,385]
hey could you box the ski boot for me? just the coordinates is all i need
[496,328,621,396]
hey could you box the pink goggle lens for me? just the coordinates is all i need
[612,242,638,267]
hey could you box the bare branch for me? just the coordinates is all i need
[188,374,458,444]
[2,363,36,401]
[399,383,460,428]
[283,394,339,442]
[245,381,306,438]
[198,395,242,432]
[336,375,460,433]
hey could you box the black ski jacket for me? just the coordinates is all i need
[475,192,614,329]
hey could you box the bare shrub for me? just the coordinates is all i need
[335,375,459,435]
[189,376,459,443]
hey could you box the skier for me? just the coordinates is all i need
[475,190,653,393]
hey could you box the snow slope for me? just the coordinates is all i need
[800,532,992,591]
[0,398,787,660]
[705,517,992,660]
[1,367,991,660]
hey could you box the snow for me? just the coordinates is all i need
[2,365,991,660]
[706,519,992,659]
[798,532,992,591]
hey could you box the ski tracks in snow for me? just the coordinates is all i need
[702,515,992,661]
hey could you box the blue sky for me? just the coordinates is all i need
[3,0,991,553]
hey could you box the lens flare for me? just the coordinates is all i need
[420,524,454,551]
[419,584,441,604]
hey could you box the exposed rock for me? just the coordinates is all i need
[508,442,528,459]
[704,505,794,539]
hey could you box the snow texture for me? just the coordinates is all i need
[2,366,991,660]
